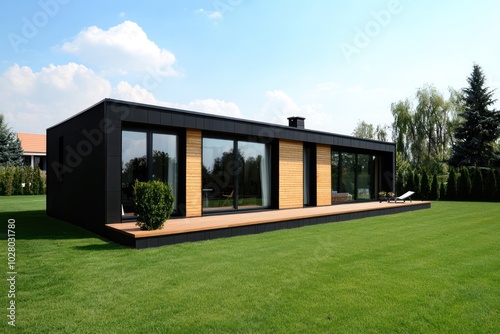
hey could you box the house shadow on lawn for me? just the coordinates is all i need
[0,210,100,241]
[0,209,130,250]
[72,242,126,251]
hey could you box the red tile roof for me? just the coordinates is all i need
[17,133,46,154]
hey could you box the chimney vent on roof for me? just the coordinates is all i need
[287,116,305,129]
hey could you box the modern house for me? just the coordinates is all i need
[46,99,399,244]
[17,133,47,171]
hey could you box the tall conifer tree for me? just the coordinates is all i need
[450,64,500,167]
[0,114,24,166]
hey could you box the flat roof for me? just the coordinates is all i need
[48,98,395,153]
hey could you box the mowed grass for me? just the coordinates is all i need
[1,196,499,333]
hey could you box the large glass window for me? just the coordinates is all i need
[202,138,270,212]
[340,152,356,198]
[121,131,178,216]
[202,138,235,210]
[152,133,178,208]
[357,154,371,200]
[239,141,270,208]
[122,131,147,214]
[332,150,375,203]
[331,151,340,194]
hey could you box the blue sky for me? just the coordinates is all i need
[1,0,499,135]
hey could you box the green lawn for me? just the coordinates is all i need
[1,196,499,333]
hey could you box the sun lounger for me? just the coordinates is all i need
[394,191,414,203]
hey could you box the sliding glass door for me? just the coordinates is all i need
[202,137,270,212]
[239,141,270,209]
[202,138,235,210]
[331,150,376,202]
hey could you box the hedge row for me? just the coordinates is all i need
[396,167,500,202]
[0,166,45,196]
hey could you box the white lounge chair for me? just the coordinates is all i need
[394,191,415,203]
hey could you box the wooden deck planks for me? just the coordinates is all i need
[106,201,430,239]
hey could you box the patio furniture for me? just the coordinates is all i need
[394,191,415,203]
[221,190,234,206]
[378,192,395,203]
[332,192,351,203]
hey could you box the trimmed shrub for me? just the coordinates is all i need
[420,170,430,200]
[483,169,497,201]
[12,167,23,195]
[33,166,45,194]
[0,167,14,195]
[0,166,47,195]
[497,170,500,201]
[446,168,457,200]
[439,181,446,200]
[133,180,175,231]
[457,167,472,201]
[430,174,439,201]
[413,172,421,199]
[471,168,483,201]
[395,171,404,196]
[406,170,415,195]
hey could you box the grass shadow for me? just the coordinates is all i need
[72,243,127,251]
[0,209,98,241]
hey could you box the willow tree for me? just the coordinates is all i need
[391,86,457,174]
[352,120,389,142]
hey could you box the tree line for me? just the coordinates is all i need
[353,64,500,201]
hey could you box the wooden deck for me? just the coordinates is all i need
[105,201,431,248]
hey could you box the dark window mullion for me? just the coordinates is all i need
[233,140,239,210]
[147,131,153,180]
[354,154,359,200]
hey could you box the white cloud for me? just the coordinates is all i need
[208,11,223,19]
[180,99,241,118]
[0,61,243,134]
[195,8,223,20]
[110,81,242,118]
[112,81,159,105]
[258,90,333,131]
[314,81,343,93]
[60,21,178,77]
[0,63,111,133]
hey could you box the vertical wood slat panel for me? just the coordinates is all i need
[186,129,202,217]
[279,140,303,209]
[316,144,332,206]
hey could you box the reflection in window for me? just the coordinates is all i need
[239,141,270,208]
[332,150,375,202]
[121,131,178,216]
[202,138,270,211]
[152,133,178,209]
[202,138,235,209]
[341,152,356,198]
[357,154,371,200]
[121,131,147,214]
[331,151,340,194]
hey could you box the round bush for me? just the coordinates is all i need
[133,180,174,230]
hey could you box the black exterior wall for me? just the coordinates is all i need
[46,102,107,234]
[47,99,396,234]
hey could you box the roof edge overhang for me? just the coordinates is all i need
[47,98,396,152]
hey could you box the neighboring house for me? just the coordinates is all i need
[46,99,396,238]
[17,133,47,171]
